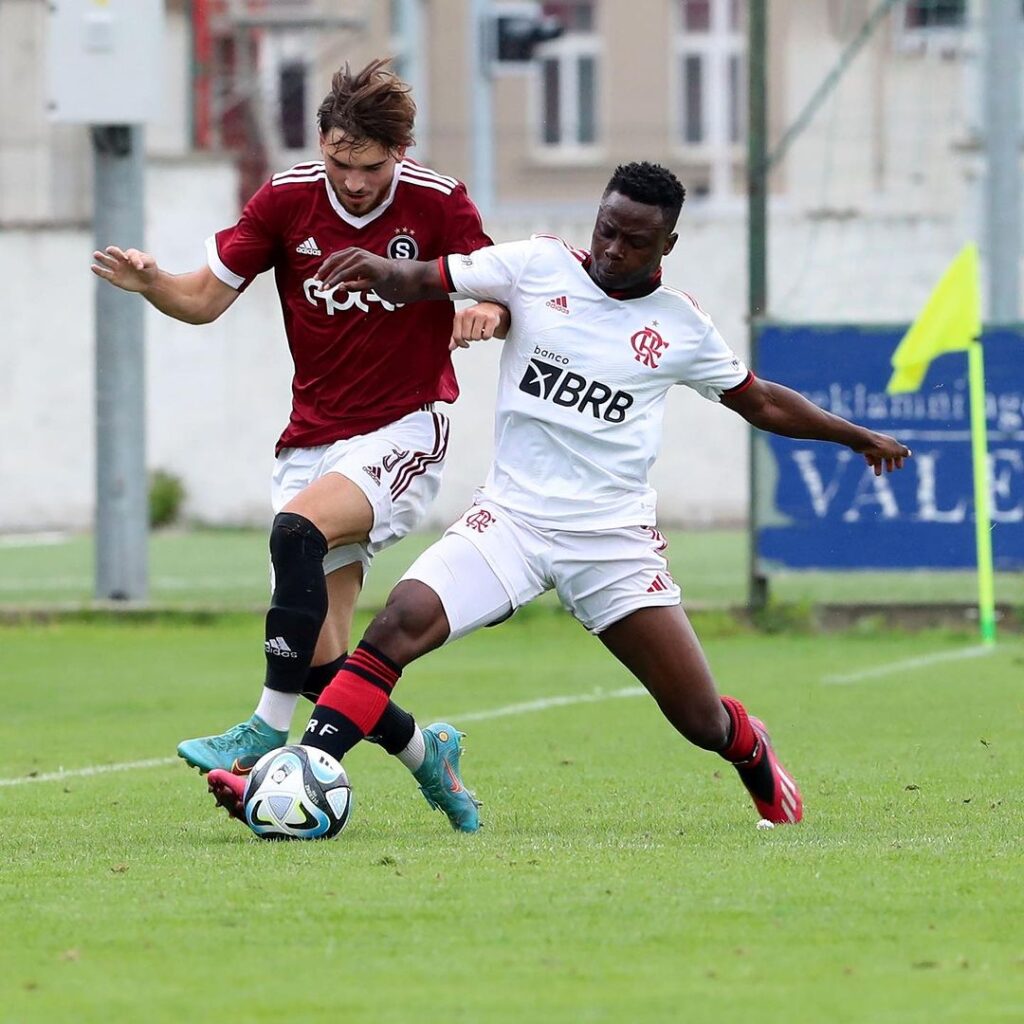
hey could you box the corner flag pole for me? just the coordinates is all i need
[886,243,996,644]
[967,340,996,644]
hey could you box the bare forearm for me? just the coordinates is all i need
[364,260,448,304]
[316,248,448,303]
[742,381,869,446]
[724,375,912,474]
[140,269,231,325]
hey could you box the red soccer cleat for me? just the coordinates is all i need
[734,717,803,824]
[207,768,247,821]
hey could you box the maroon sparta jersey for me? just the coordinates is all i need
[206,159,492,453]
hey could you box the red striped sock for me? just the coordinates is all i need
[317,642,401,735]
[719,696,762,764]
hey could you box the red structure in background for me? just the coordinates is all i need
[192,0,213,149]
[191,0,269,208]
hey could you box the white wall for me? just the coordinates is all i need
[0,159,971,534]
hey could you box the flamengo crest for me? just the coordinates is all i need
[465,509,495,532]
[631,325,669,368]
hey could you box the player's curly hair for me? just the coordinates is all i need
[605,162,686,231]
[317,58,416,153]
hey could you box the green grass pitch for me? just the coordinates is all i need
[3,527,1023,608]
[1,610,1021,1022]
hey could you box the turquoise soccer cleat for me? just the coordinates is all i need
[413,723,481,833]
[177,714,288,775]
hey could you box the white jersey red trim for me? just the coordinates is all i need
[444,235,748,530]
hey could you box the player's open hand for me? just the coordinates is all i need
[91,246,158,292]
[315,247,389,293]
[450,302,508,350]
[851,432,912,476]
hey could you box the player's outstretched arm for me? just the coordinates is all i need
[91,246,238,325]
[315,247,448,303]
[722,376,912,476]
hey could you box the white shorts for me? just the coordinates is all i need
[271,407,449,575]
[401,501,681,638]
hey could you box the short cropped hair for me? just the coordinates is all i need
[317,58,416,153]
[604,162,686,231]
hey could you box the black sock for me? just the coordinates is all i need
[302,705,365,762]
[301,654,348,704]
[264,512,328,693]
[365,700,417,755]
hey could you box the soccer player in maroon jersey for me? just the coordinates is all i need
[90,59,503,832]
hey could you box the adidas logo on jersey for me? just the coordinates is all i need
[363,464,382,485]
[296,236,322,256]
[265,636,298,658]
[545,295,570,314]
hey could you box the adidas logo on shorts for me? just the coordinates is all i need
[296,236,322,256]
[363,465,382,485]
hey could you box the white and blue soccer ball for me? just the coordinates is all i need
[243,745,353,840]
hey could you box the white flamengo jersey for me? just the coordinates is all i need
[441,234,750,531]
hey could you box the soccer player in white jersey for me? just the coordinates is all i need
[208,162,913,829]
[92,60,508,832]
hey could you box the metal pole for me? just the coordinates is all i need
[397,0,427,151]
[470,0,494,217]
[93,124,148,601]
[746,0,769,611]
[983,0,1021,323]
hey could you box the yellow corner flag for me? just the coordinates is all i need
[886,243,981,394]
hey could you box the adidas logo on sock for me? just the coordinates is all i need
[545,295,569,314]
[295,236,322,256]
[265,636,299,658]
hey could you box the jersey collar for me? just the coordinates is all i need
[323,160,404,229]
[580,253,663,300]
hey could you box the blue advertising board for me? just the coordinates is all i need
[756,325,1024,569]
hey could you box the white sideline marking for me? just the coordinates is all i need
[0,531,71,548]
[822,644,997,685]
[455,686,645,723]
[0,687,648,788]
[0,757,177,788]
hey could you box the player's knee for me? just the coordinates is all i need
[269,512,328,570]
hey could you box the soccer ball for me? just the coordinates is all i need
[243,745,353,840]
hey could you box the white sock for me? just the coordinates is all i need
[254,688,299,733]
[395,726,426,772]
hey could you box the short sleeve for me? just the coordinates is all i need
[443,184,493,254]
[206,181,279,291]
[442,239,537,306]
[679,324,750,402]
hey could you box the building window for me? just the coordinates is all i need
[672,0,745,195]
[534,1,600,151]
[278,61,307,150]
[895,0,971,55]
[903,0,965,29]
[683,54,703,143]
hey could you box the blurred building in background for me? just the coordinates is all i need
[0,0,1016,531]
[0,0,979,222]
